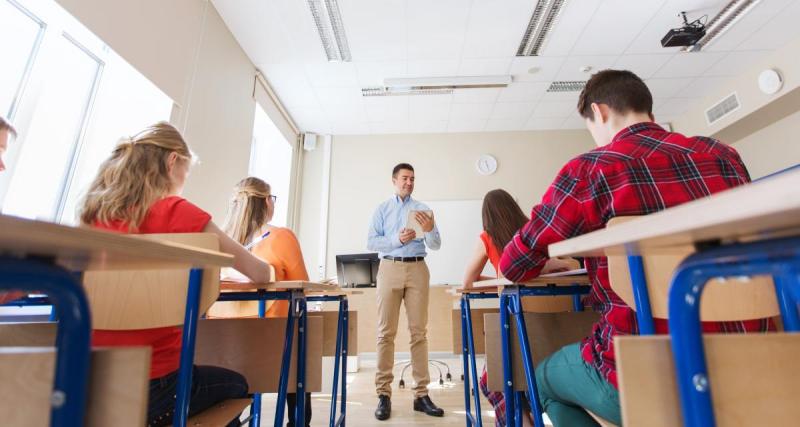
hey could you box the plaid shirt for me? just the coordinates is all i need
[499,122,773,388]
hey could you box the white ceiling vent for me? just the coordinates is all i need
[705,92,741,125]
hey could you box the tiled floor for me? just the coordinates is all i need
[255,354,502,426]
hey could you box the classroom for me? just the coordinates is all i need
[1,0,800,426]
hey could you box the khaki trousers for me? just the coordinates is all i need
[375,259,430,398]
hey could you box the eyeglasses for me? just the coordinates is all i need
[268,195,277,203]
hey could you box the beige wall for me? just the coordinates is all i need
[54,0,263,220]
[732,109,800,179]
[308,130,594,278]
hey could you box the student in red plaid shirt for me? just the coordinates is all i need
[499,69,773,426]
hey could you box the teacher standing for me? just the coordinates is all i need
[367,163,444,421]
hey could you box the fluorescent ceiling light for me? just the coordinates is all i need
[362,75,513,97]
[307,0,351,62]
[547,81,586,93]
[684,0,762,52]
[517,0,568,56]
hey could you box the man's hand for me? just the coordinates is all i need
[399,228,417,244]
[416,211,434,233]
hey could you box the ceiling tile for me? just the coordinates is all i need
[533,100,577,118]
[304,62,360,87]
[539,91,579,102]
[569,0,664,56]
[613,54,674,79]
[355,61,408,87]
[457,58,513,76]
[364,97,409,122]
[407,120,449,134]
[461,0,534,58]
[675,76,729,99]
[653,51,727,78]
[703,0,795,52]
[339,0,407,61]
[738,0,800,50]
[556,55,619,81]
[450,103,495,120]
[509,56,567,82]
[539,0,601,56]
[653,97,693,117]
[315,87,364,105]
[452,87,501,104]
[410,98,452,121]
[407,59,461,77]
[406,0,470,60]
[644,78,694,98]
[490,102,537,120]
[447,119,487,133]
[260,63,318,107]
[497,82,549,102]
[321,104,366,123]
[485,117,527,131]
[704,50,770,77]
[331,122,370,135]
[524,116,568,130]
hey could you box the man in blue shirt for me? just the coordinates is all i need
[368,163,443,421]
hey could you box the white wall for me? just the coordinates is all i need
[303,130,594,278]
[732,109,800,179]
[55,0,259,220]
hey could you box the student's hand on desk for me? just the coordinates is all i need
[416,211,434,233]
[542,257,579,274]
[399,228,416,244]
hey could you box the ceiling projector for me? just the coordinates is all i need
[661,12,706,48]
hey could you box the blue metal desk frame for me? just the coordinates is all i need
[216,289,350,427]
[459,290,498,427]
[0,256,91,427]
[498,284,590,427]
[666,235,800,427]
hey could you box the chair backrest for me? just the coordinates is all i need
[606,217,779,321]
[616,334,800,426]
[0,345,150,426]
[83,233,221,330]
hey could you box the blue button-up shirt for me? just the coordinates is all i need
[367,195,441,258]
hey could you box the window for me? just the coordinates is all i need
[0,0,44,118]
[249,104,294,228]
[0,0,173,223]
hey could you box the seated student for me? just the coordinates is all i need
[0,117,26,305]
[499,69,774,427]
[219,176,312,427]
[79,122,272,427]
[463,188,575,427]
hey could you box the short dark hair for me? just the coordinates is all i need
[0,116,17,138]
[392,163,414,177]
[577,69,653,120]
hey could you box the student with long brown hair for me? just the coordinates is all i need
[218,176,312,427]
[463,189,576,427]
[80,122,272,426]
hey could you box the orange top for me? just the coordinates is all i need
[479,231,502,278]
[252,226,309,317]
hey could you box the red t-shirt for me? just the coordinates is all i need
[91,196,212,379]
[479,231,502,277]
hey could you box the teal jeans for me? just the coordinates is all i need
[535,343,621,426]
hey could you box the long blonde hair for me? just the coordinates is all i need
[80,122,192,230]
[222,177,271,245]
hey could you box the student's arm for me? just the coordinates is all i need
[204,222,272,283]
[463,239,491,288]
[367,206,402,252]
[499,165,589,283]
